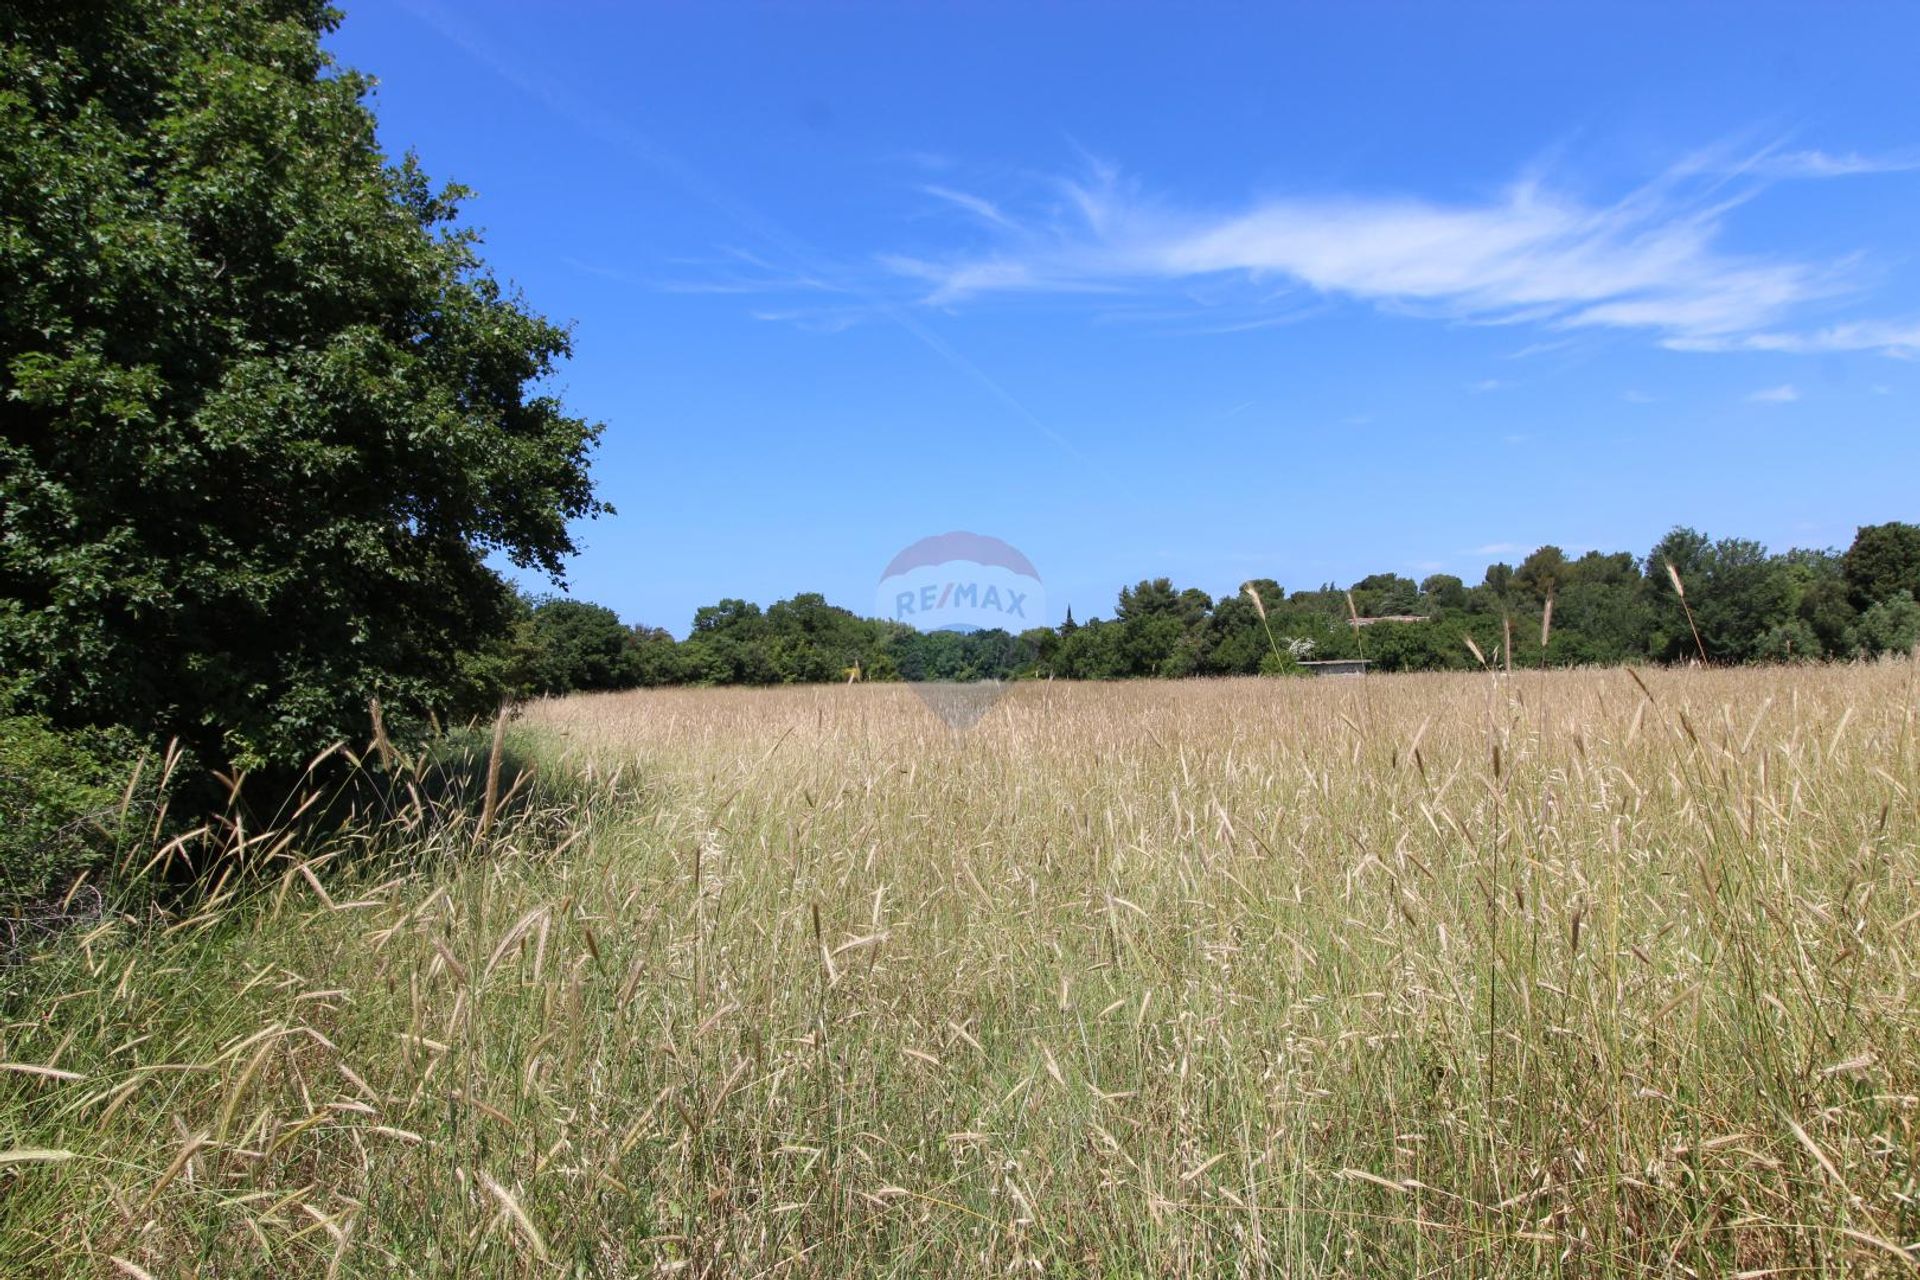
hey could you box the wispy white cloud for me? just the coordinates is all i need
[657,246,850,296]
[1622,388,1657,403]
[1673,320,1920,358]
[1746,148,1920,179]
[1748,383,1801,403]
[749,307,867,334]
[1475,542,1520,556]
[1506,338,1578,359]
[1468,378,1510,393]
[877,146,1919,354]
[919,184,1016,229]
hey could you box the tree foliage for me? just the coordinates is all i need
[514,520,1920,697]
[0,0,606,767]
[525,600,636,697]
[1841,522,1920,611]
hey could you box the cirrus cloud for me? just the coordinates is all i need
[877,145,1918,355]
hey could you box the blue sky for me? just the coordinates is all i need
[328,3,1920,633]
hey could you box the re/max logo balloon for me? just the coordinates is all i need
[875,532,1045,637]
[891,580,1029,622]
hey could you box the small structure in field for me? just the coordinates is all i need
[1299,659,1371,677]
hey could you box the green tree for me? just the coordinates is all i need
[1755,618,1820,663]
[1841,523,1920,611]
[1857,591,1920,656]
[1113,579,1210,676]
[1351,573,1420,616]
[0,0,606,769]
[1645,529,1790,663]
[1115,579,1188,623]
[1473,563,1518,615]
[1202,591,1268,675]
[1419,574,1468,613]
[1552,552,1648,663]
[525,599,636,696]
[1359,619,1457,672]
[1016,626,1060,676]
[1644,527,1713,661]
[1513,546,1569,605]
[1775,548,1856,658]
[1054,618,1127,679]
[681,600,774,684]
[627,626,686,687]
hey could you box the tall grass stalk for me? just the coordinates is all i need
[3,666,1918,1276]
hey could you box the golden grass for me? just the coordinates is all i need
[3,664,1918,1276]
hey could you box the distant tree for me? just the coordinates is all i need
[0,0,606,768]
[1202,591,1268,675]
[1420,574,1468,613]
[1513,546,1570,605]
[1352,573,1420,616]
[1110,579,1209,675]
[1016,627,1060,676]
[1244,579,1285,614]
[1645,529,1790,663]
[1116,579,1189,622]
[1774,548,1857,658]
[1359,619,1456,672]
[1645,527,1714,660]
[1842,523,1920,610]
[1755,618,1820,663]
[765,593,866,683]
[1477,563,1517,613]
[1055,618,1127,679]
[526,600,635,696]
[1552,551,1648,663]
[1795,577,1858,658]
[627,626,686,686]
[691,599,764,636]
[1857,591,1920,656]
[382,516,1920,699]
[681,600,775,684]
[959,628,1024,680]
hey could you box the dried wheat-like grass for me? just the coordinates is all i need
[3,664,1917,1277]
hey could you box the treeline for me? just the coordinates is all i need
[518,522,1920,695]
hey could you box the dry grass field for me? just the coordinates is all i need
[4,664,1919,1276]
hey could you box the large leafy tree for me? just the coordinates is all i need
[1841,522,1920,611]
[1512,545,1569,605]
[0,0,607,767]
[1552,551,1648,664]
[1645,528,1791,663]
[525,600,635,697]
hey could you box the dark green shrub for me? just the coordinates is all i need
[0,716,150,914]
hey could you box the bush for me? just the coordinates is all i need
[1755,618,1821,663]
[0,716,150,914]
[1858,591,1920,656]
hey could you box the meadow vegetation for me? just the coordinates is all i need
[517,522,1920,694]
[3,663,1917,1276]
